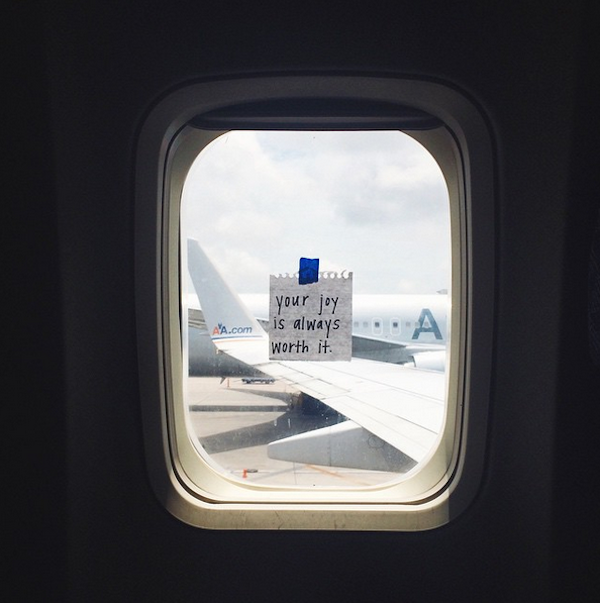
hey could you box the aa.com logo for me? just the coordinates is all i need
[212,323,253,336]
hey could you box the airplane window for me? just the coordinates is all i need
[181,130,450,488]
[372,319,383,336]
[135,76,494,530]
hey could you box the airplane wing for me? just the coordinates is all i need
[351,333,446,370]
[187,239,445,465]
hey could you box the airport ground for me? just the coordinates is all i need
[186,376,402,487]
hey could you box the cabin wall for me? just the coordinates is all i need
[7,2,599,601]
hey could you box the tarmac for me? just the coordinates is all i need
[186,376,402,487]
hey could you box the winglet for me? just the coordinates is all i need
[187,239,266,343]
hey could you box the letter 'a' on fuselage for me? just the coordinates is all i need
[135,75,495,531]
[412,308,444,341]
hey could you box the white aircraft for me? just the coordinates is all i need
[188,282,448,373]
[189,293,447,374]
[187,239,447,471]
[242,292,447,369]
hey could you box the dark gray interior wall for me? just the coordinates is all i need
[6,2,599,601]
[6,5,67,601]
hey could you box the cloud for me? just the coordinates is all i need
[182,130,450,294]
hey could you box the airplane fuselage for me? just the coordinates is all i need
[188,293,448,375]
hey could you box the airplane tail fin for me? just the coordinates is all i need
[187,239,266,346]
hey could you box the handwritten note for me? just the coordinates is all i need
[269,272,352,361]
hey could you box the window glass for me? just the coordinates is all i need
[181,130,450,488]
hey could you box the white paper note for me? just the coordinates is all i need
[269,272,353,361]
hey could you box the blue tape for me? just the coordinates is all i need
[299,257,319,285]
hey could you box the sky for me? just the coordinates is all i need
[182,130,450,295]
